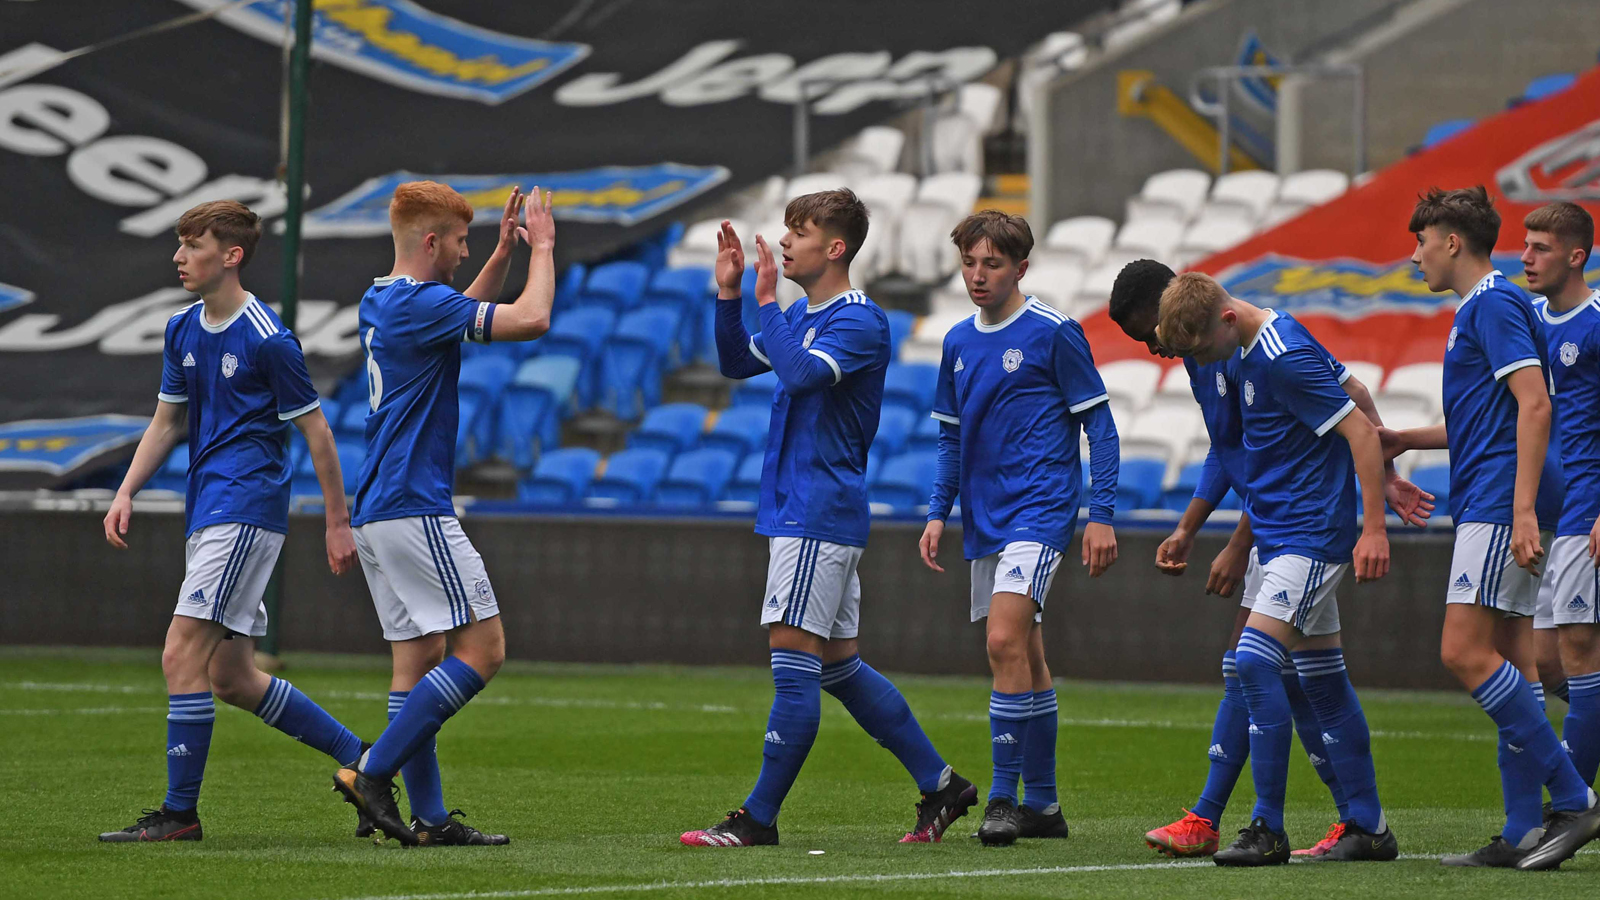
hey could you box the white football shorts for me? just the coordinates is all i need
[970,541,1064,623]
[1545,535,1600,627]
[1447,522,1544,617]
[760,537,864,640]
[1239,546,1263,609]
[1248,553,1347,637]
[173,522,285,638]
[354,515,499,641]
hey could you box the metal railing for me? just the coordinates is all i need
[1188,62,1366,175]
[790,73,961,177]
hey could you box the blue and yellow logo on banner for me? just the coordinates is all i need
[305,164,732,236]
[0,416,149,476]
[179,0,589,104]
[0,282,33,315]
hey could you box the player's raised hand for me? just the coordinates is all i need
[919,520,946,573]
[1205,542,1250,596]
[496,186,526,251]
[1155,527,1192,576]
[103,494,132,549]
[326,521,358,576]
[1512,513,1544,575]
[1383,470,1435,528]
[1083,522,1117,577]
[1352,530,1390,582]
[714,221,745,296]
[523,186,555,250]
[753,235,779,307]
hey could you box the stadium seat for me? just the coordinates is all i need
[513,354,582,416]
[334,371,368,407]
[1382,362,1445,417]
[1409,464,1451,519]
[576,261,650,315]
[517,447,600,505]
[916,172,983,218]
[554,263,588,310]
[785,173,851,201]
[1201,170,1280,224]
[457,356,517,455]
[855,173,919,220]
[539,306,617,409]
[1107,218,1185,268]
[291,442,320,497]
[1156,362,1193,398]
[1073,261,1122,313]
[885,309,915,358]
[455,393,486,466]
[930,111,983,174]
[910,412,942,452]
[1338,360,1383,393]
[725,451,767,505]
[1023,256,1087,312]
[882,362,939,416]
[670,218,745,270]
[151,443,189,493]
[873,405,918,456]
[1121,403,1199,466]
[1126,169,1211,223]
[1043,216,1117,269]
[585,448,671,506]
[336,399,369,439]
[600,306,682,420]
[497,357,582,469]
[627,402,709,456]
[654,448,740,508]
[702,404,771,458]
[834,126,906,178]
[895,202,964,282]
[336,439,365,495]
[317,399,342,434]
[1520,72,1575,103]
[1118,457,1167,510]
[869,450,936,515]
[1160,460,1205,512]
[1267,170,1349,223]
[1097,359,1163,412]
[641,266,713,364]
[1174,216,1255,269]
[1420,118,1475,150]
[732,370,780,407]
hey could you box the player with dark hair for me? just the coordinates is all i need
[681,190,975,848]
[99,201,367,842]
[919,210,1119,846]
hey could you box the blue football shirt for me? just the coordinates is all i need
[747,290,888,547]
[932,298,1111,559]
[351,275,496,526]
[159,295,320,537]
[1234,311,1360,564]
[1539,290,1600,537]
[1442,271,1554,526]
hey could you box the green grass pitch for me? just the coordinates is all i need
[5,646,1600,899]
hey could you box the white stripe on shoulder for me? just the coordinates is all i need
[168,300,201,320]
[241,303,271,339]
[1027,303,1067,324]
[245,303,279,337]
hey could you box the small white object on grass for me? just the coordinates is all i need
[809,850,825,856]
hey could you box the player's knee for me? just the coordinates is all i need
[1439,634,1488,680]
[985,628,1028,668]
[161,637,205,683]
[1232,647,1278,684]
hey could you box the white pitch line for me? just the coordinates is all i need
[0,706,165,716]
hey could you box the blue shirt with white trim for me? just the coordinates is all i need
[351,275,496,526]
[1443,270,1553,526]
[932,297,1114,559]
[1234,310,1359,564]
[1538,290,1600,537]
[158,294,319,537]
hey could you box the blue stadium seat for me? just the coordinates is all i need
[1217,488,1244,511]
[1420,118,1475,149]
[873,405,917,456]
[600,306,683,420]
[336,439,365,495]
[458,356,517,454]
[642,266,713,365]
[627,402,708,456]
[336,399,369,439]
[1521,72,1576,103]
[870,450,936,514]
[455,393,486,466]
[1161,461,1204,512]
[517,447,600,505]
[334,371,367,407]
[1410,464,1451,519]
[654,448,740,508]
[909,413,941,452]
[150,443,189,493]
[317,398,342,432]
[866,449,884,487]
[553,263,588,312]
[498,356,583,465]
[586,448,670,506]
[702,405,771,458]
[463,339,534,364]
[885,309,915,359]
[882,362,939,416]
[538,307,617,409]
[576,261,650,315]
[732,370,780,407]
[1117,457,1166,511]
[292,441,320,497]
[726,452,766,505]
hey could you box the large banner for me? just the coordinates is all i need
[1083,65,1600,371]
[0,0,1087,460]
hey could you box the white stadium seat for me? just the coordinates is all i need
[931,113,983,174]
[1107,218,1185,267]
[959,82,1005,136]
[1098,359,1163,412]
[1074,261,1122,309]
[855,173,919,219]
[1121,402,1202,468]
[1383,362,1445,416]
[668,217,745,270]
[1126,169,1212,223]
[1043,216,1117,269]
[917,172,983,218]
[1278,169,1350,206]
[1340,361,1384,393]
[785,173,851,201]
[1175,216,1255,261]
[896,202,964,283]
[1023,258,1086,313]
[929,272,972,315]
[1158,363,1193,397]
[1202,170,1280,224]
[834,126,905,177]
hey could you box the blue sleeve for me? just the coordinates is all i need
[257,332,321,421]
[928,421,960,521]
[1194,445,1230,506]
[1482,292,1544,381]
[713,296,771,379]
[1051,320,1110,413]
[932,339,958,425]
[404,284,495,349]
[760,302,882,395]
[1271,346,1358,436]
[159,316,187,403]
[1079,401,1118,524]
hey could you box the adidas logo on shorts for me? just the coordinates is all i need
[1208,743,1226,760]
[1570,595,1589,612]
[1270,590,1290,606]
[184,588,206,606]
[1248,724,1263,735]
[1003,566,1025,581]
[1308,753,1325,766]
[1454,572,1473,590]
[764,731,784,744]
[993,732,1017,745]
[765,595,780,610]
[167,744,191,757]
[1321,732,1339,745]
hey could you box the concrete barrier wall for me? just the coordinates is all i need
[3,510,1462,689]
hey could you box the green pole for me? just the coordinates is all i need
[259,0,314,667]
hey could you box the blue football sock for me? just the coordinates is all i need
[820,654,947,792]
[1562,673,1600,786]
[1552,679,1571,704]
[744,650,822,826]
[988,690,1033,803]
[1533,682,1547,711]
[1192,651,1249,828]
[361,657,484,780]
[1022,689,1060,810]
[1474,662,1591,846]
[164,692,214,811]
[254,677,363,766]
[1235,628,1292,834]
[1293,649,1383,833]
[1282,663,1349,820]
[390,691,448,826]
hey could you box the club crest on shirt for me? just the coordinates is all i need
[1447,326,1458,352]
[1215,371,1227,396]
[1561,341,1579,366]
[221,353,239,378]
[803,327,816,349]
[1002,348,1023,372]
[1243,380,1255,406]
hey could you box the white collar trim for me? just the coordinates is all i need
[1240,309,1279,357]
[199,293,258,334]
[373,274,418,286]
[972,296,1037,333]
[806,289,853,314]
[1543,288,1600,324]
[1460,270,1502,305]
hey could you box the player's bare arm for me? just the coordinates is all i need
[1334,411,1391,582]
[103,400,187,549]
[462,187,525,303]
[1343,373,1434,526]
[1206,515,1253,597]
[489,187,556,342]
[753,235,780,307]
[1156,496,1216,576]
[1506,365,1552,574]
[291,408,358,576]
[919,519,945,573]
